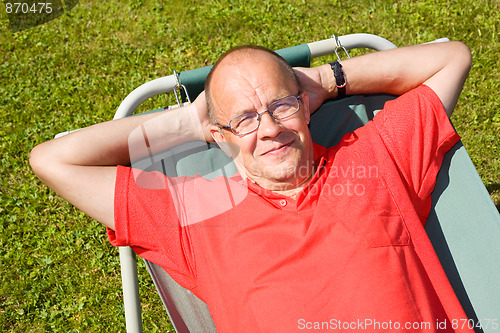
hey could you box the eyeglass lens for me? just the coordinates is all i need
[230,95,300,135]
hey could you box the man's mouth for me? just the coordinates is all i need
[261,140,294,156]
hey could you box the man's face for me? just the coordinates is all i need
[209,51,315,191]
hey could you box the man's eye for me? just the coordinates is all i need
[234,113,256,128]
[272,103,293,115]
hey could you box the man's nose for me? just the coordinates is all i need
[258,111,283,139]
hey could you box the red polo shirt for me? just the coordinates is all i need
[108,85,471,332]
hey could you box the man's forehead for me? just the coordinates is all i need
[209,48,299,119]
[214,70,293,115]
[215,51,277,79]
[213,51,294,94]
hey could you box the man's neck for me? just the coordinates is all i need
[244,166,317,200]
[273,184,308,200]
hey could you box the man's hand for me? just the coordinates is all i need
[294,66,334,114]
[192,91,214,143]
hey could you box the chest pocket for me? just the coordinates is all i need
[322,166,410,248]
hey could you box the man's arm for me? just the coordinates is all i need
[296,41,472,117]
[29,93,210,230]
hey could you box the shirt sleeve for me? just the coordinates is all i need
[372,85,461,219]
[107,165,197,290]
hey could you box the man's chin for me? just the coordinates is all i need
[246,155,313,185]
[260,165,302,184]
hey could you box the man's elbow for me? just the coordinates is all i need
[29,143,47,179]
[452,41,472,74]
[29,141,59,184]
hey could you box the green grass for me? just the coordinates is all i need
[1,0,498,331]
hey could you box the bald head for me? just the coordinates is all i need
[205,46,302,125]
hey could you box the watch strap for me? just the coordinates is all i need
[329,61,347,97]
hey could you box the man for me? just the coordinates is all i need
[30,41,472,332]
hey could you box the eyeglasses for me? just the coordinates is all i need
[218,95,302,136]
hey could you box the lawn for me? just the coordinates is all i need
[0,0,498,331]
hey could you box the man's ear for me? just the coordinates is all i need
[209,125,237,159]
[209,124,225,143]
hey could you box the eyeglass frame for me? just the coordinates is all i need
[216,94,303,136]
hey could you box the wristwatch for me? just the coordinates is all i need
[329,61,347,97]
